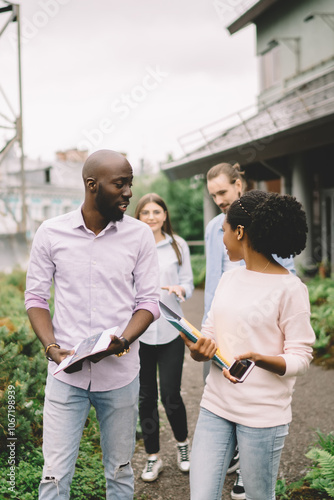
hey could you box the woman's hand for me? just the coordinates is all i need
[161,285,186,302]
[222,367,239,384]
[223,351,286,381]
[222,352,258,384]
[179,331,217,362]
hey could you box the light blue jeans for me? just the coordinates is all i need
[39,373,139,500]
[190,407,289,500]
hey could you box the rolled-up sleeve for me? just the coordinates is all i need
[133,225,161,321]
[25,222,54,311]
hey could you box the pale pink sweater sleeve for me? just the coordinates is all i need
[278,283,315,377]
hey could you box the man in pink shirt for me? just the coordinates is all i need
[25,149,160,500]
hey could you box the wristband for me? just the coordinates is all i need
[45,343,60,361]
[116,337,130,357]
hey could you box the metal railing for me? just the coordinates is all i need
[177,69,334,158]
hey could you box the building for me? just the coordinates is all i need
[0,148,86,272]
[162,0,334,274]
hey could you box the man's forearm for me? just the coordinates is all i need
[121,308,154,345]
[27,307,55,348]
[27,307,74,364]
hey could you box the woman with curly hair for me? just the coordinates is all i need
[181,190,315,500]
[135,193,194,483]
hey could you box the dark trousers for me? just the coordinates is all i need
[139,335,188,454]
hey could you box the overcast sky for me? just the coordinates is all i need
[0,0,258,170]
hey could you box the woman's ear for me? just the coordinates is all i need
[237,225,244,240]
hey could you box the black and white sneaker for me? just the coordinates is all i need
[231,469,246,500]
[177,439,190,472]
[227,447,240,474]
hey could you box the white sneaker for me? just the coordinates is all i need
[141,456,163,482]
[177,439,190,472]
[231,469,246,500]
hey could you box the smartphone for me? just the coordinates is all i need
[228,359,255,383]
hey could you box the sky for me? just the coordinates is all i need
[0,0,258,171]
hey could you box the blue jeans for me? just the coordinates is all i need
[39,373,139,500]
[190,407,289,500]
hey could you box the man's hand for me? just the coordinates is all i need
[179,331,217,362]
[88,335,127,363]
[48,346,74,365]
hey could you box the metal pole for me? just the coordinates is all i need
[15,3,27,234]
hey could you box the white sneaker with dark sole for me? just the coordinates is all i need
[231,469,246,500]
[141,456,163,482]
[177,439,190,472]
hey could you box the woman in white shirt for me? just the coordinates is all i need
[135,193,194,483]
[180,190,315,500]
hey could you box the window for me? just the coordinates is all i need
[260,45,281,90]
[45,168,51,184]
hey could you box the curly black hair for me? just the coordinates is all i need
[226,190,308,258]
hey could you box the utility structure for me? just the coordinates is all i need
[0,1,26,233]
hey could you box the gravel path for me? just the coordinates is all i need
[132,289,334,500]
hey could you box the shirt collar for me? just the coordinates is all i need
[156,233,172,247]
[72,206,118,233]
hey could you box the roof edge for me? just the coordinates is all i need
[227,0,279,34]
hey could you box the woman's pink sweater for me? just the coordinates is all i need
[201,267,315,428]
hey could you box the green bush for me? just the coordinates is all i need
[0,270,28,327]
[190,254,206,287]
[305,431,334,498]
[307,277,334,355]
[0,436,106,500]
[0,325,46,452]
[276,431,334,499]
[70,441,106,500]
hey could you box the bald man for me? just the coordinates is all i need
[25,150,160,500]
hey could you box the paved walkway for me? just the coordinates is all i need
[133,289,334,500]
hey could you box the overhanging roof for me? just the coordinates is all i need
[162,113,334,181]
[227,0,279,34]
[162,67,334,181]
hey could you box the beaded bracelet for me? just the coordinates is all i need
[45,343,60,361]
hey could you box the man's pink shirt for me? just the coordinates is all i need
[25,207,160,391]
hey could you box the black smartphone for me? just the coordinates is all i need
[228,359,255,383]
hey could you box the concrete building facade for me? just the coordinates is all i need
[162,0,334,274]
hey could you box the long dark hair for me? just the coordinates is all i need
[135,193,182,265]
